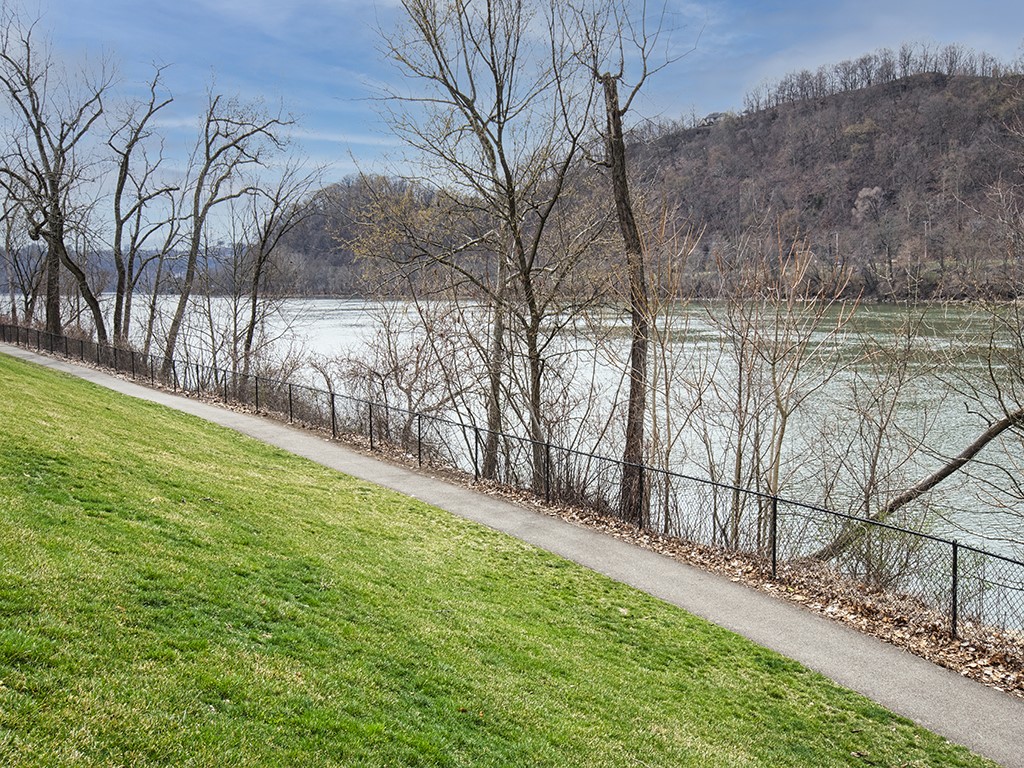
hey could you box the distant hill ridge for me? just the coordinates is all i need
[277,51,1024,301]
[640,70,1024,298]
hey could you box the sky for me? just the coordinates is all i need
[36,0,1024,182]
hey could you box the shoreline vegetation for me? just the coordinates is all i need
[0,351,1002,766]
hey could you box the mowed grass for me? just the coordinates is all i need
[0,353,994,767]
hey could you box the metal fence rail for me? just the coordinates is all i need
[4,322,1023,641]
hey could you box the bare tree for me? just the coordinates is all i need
[160,89,291,373]
[811,298,1024,562]
[376,0,602,488]
[189,157,322,381]
[1,195,45,322]
[0,7,113,339]
[237,158,322,377]
[641,220,711,534]
[106,64,176,344]
[692,230,853,551]
[139,191,184,358]
[805,306,944,575]
[569,0,683,526]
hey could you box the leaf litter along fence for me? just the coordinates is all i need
[4,322,1024,643]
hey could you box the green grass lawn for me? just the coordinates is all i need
[0,352,995,767]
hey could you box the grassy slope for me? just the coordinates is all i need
[0,353,994,767]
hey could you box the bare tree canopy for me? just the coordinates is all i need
[0,5,114,339]
[375,0,605,486]
[160,88,293,372]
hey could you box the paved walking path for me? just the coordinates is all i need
[4,343,1023,766]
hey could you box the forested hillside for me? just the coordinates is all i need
[643,72,1024,298]
[280,69,1024,300]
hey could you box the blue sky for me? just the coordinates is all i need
[40,0,1024,182]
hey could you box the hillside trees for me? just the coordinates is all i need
[647,69,1024,301]
[275,178,367,295]
[744,41,1021,113]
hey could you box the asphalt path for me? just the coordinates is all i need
[4,343,1023,767]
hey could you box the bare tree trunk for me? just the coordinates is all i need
[2,229,17,324]
[241,265,263,378]
[526,314,546,492]
[482,257,508,480]
[55,237,107,342]
[601,73,650,528]
[142,252,166,359]
[122,258,136,341]
[162,241,198,374]
[43,244,60,334]
[814,407,1024,561]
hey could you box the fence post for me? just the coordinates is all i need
[771,496,779,579]
[63,335,68,357]
[368,402,375,450]
[544,443,551,503]
[417,414,423,467]
[473,427,480,481]
[288,384,293,422]
[639,463,646,529]
[254,375,260,411]
[330,394,337,439]
[79,339,84,361]
[951,539,960,639]
[131,350,136,379]
[150,358,155,385]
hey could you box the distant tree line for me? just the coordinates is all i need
[743,40,1023,113]
[263,41,1024,304]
